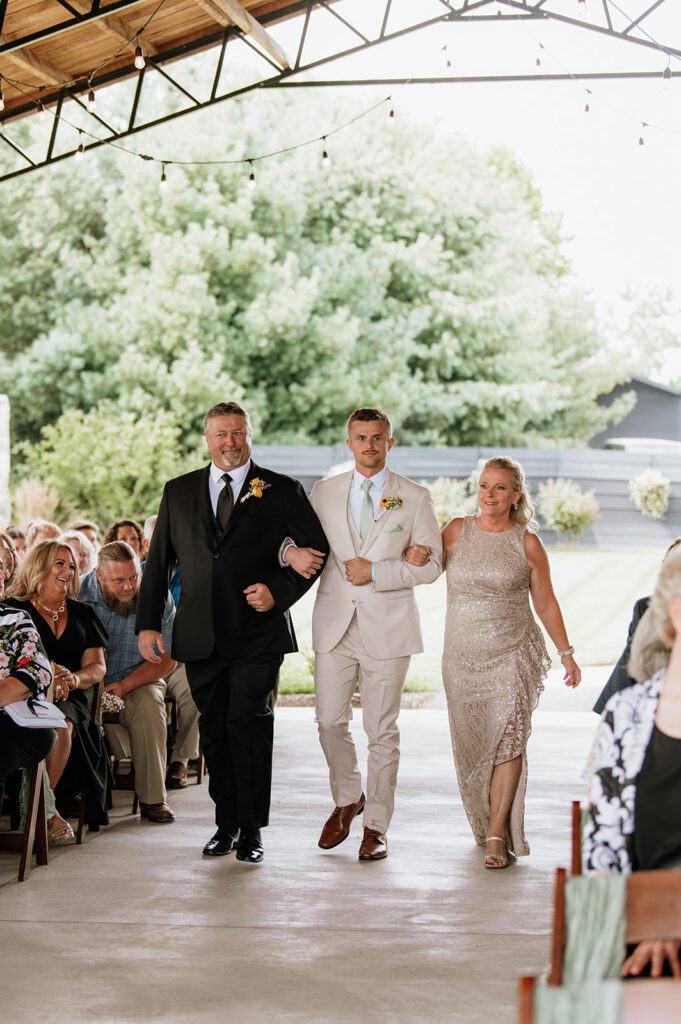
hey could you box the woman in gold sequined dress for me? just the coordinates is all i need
[408,456,580,868]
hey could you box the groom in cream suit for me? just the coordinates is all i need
[286,408,441,860]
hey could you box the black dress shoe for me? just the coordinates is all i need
[202,827,239,856]
[236,828,264,863]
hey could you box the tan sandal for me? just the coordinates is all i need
[484,835,509,869]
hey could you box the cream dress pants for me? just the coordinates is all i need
[314,614,410,834]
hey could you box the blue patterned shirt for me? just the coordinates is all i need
[78,571,174,685]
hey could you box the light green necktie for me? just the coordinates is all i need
[360,478,373,539]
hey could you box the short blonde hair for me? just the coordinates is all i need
[479,456,537,531]
[628,547,681,682]
[97,541,139,575]
[8,540,80,601]
[25,519,61,547]
[58,530,96,574]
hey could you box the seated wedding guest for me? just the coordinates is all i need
[142,515,180,606]
[59,530,96,577]
[103,520,143,558]
[79,541,179,822]
[67,519,99,552]
[0,532,56,815]
[6,526,27,560]
[594,537,681,714]
[25,519,61,550]
[7,540,110,842]
[583,547,681,978]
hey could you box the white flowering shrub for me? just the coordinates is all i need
[536,477,600,543]
[628,468,670,521]
[421,475,478,528]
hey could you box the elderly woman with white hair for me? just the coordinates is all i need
[583,546,681,977]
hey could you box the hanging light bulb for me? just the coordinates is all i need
[536,42,544,68]
[248,161,256,191]
[584,89,591,113]
[388,105,395,124]
[441,44,452,70]
[0,82,4,114]
[87,89,95,113]
[662,60,672,89]
[38,102,47,122]
[638,122,647,146]
[134,44,146,71]
[160,164,168,190]
[74,132,84,161]
[321,138,331,169]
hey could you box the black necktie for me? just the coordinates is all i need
[216,473,233,533]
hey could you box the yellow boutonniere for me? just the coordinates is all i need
[241,477,271,503]
[380,495,402,510]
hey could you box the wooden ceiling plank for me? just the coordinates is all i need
[193,0,290,68]
[67,0,159,56]
[6,49,71,85]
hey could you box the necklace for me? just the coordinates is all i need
[36,596,65,622]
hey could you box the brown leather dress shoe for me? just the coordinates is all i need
[318,793,366,849]
[166,761,189,789]
[358,827,388,860]
[139,802,176,823]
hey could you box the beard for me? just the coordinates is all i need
[101,586,138,617]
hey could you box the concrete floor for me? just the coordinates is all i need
[0,671,604,1024]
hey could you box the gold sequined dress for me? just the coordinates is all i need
[442,516,550,856]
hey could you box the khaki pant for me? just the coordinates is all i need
[314,615,410,834]
[104,665,199,804]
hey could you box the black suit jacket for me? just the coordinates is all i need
[593,596,649,715]
[135,460,328,663]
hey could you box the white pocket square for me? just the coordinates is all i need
[387,524,403,533]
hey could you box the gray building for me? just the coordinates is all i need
[590,376,681,449]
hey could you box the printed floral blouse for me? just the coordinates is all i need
[0,602,53,700]
[582,669,663,875]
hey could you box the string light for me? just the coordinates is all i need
[638,122,648,146]
[584,89,591,113]
[134,42,146,71]
[74,131,84,160]
[38,102,46,122]
[248,160,256,190]
[321,137,331,168]
[536,43,544,68]
[159,163,168,190]
[441,44,452,70]
[87,89,96,113]
[0,76,4,113]
[388,106,395,123]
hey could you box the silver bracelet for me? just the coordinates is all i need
[557,645,574,658]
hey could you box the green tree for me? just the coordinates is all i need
[23,404,200,525]
[3,83,630,471]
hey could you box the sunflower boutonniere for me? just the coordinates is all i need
[380,495,402,510]
[241,477,271,503]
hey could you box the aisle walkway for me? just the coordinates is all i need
[0,700,597,1024]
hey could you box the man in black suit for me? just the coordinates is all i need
[136,401,328,863]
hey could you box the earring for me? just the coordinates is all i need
[512,503,518,510]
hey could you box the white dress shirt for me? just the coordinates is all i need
[349,466,388,535]
[209,460,251,517]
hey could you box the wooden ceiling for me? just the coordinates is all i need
[0,0,308,122]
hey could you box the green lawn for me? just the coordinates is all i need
[279,547,662,693]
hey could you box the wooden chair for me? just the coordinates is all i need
[549,866,681,986]
[0,759,49,881]
[518,975,681,1024]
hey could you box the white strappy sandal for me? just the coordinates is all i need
[484,835,509,869]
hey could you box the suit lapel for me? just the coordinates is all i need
[362,468,402,550]
[195,465,216,538]
[217,460,263,545]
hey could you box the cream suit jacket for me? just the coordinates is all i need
[310,468,442,659]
